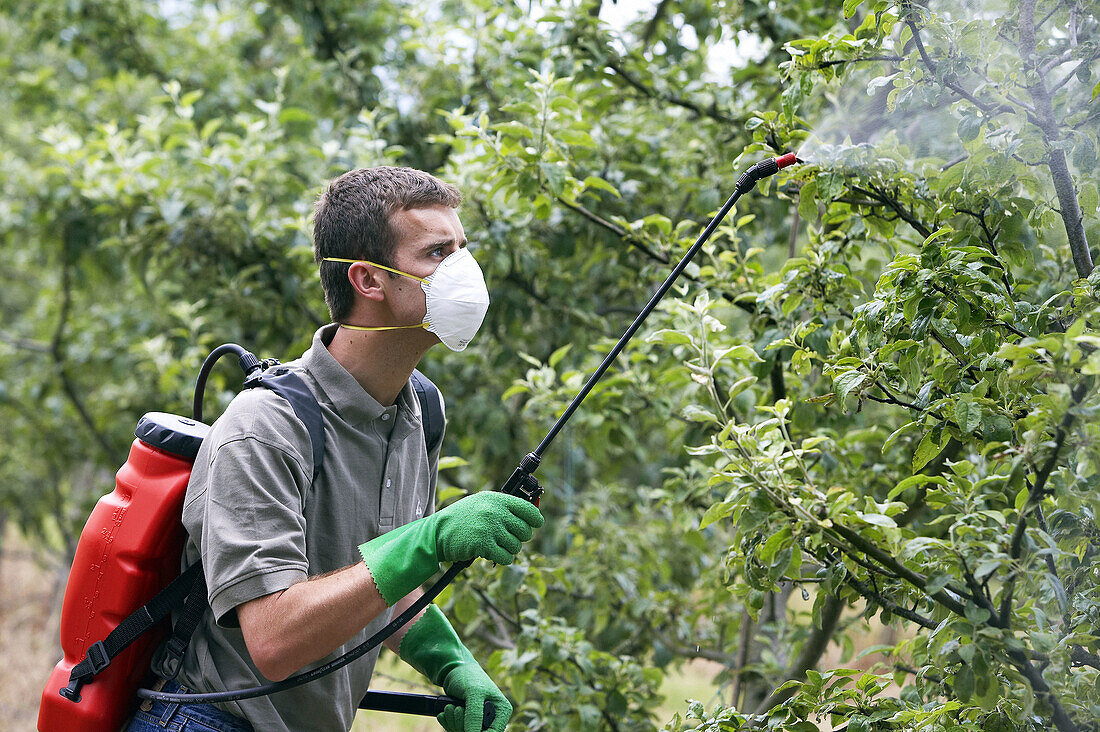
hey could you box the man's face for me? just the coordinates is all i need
[385,204,468,341]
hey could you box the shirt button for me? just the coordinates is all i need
[381,413,390,421]
[386,479,392,487]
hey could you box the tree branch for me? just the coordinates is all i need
[1018,0,1094,279]
[0,332,51,352]
[844,573,938,630]
[804,55,904,69]
[641,0,672,46]
[605,58,736,125]
[999,381,1088,625]
[901,3,1028,119]
[554,195,675,266]
[752,592,846,713]
[826,522,971,616]
[1048,53,1100,94]
[850,185,933,239]
[51,230,115,460]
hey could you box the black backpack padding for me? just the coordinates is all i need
[65,367,445,694]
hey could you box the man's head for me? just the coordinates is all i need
[313,167,462,322]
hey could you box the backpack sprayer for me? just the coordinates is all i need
[38,152,798,731]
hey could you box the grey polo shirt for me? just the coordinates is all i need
[153,324,444,731]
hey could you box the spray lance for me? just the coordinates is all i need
[134,152,801,722]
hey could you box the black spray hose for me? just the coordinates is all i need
[138,153,800,721]
[192,343,262,423]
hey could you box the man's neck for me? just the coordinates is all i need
[326,326,432,406]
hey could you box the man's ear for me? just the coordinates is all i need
[347,262,386,303]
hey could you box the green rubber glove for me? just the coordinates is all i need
[359,492,543,605]
[400,605,512,732]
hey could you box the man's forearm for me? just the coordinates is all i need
[238,561,396,681]
[384,588,428,654]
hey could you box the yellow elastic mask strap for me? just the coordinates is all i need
[322,257,430,285]
[322,258,430,332]
[338,322,428,332]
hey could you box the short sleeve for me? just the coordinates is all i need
[183,392,314,627]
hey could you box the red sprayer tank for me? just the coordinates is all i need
[39,413,207,732]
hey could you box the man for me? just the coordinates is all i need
[129,167,542,732]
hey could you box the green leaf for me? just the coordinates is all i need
[857,512,897,528]
[922,227,952,247]
[682,405,719,424]
[647,329,693,345]
[882,420,918,454]
[548,343,572,368]
[955,666,975,701]
[728,375,758,400]
[926,574,952,594]
[798,180,818,221]
[834,370,869,400]
[557,128,596,147]
[759,525,792,564]
[501,383,529,401]
[713,344,763,365]
[1048,573,1070,615]
[1080,182,1099,216]
[492,120,532,138]
[277,107,314,124]
[454,586,480,623]
[878,339,919,360]
[437,456,469,471]
[436,486,465,505]
[843,0,864,20]
[582,175,621,198]
[964,603,991,625]
[700,501,734,529]
[913,430,946,471]
[955,396,981,434]
[539,162,567,195]
[974,558,1002,580]
[642,213,673,235]
[888,473,947,499]
[782,292,805,317]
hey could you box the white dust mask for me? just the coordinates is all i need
[323,248,490,351]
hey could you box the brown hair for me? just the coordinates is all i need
[312,167,462,321]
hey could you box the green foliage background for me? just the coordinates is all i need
[1,0,1098,730]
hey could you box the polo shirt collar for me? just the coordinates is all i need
[303,325,418,425]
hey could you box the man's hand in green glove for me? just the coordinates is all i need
[400,605,513,732]
[359,492,543,605]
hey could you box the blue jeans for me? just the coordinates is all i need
[125,679,254,732]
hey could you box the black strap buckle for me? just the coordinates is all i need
[84,640,111,675]
[155,635,188,680]
[59,640,112,702]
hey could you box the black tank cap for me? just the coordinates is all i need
[135,412,210,460]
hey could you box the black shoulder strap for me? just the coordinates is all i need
[243,368,325,484]
[61,564,204,701]
[410,369,444,455]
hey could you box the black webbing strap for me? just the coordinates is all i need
[153,565,208,680]
[410,369,444,455]
[61,563,204,702]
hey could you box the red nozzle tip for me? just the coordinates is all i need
[775,152,799,170]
